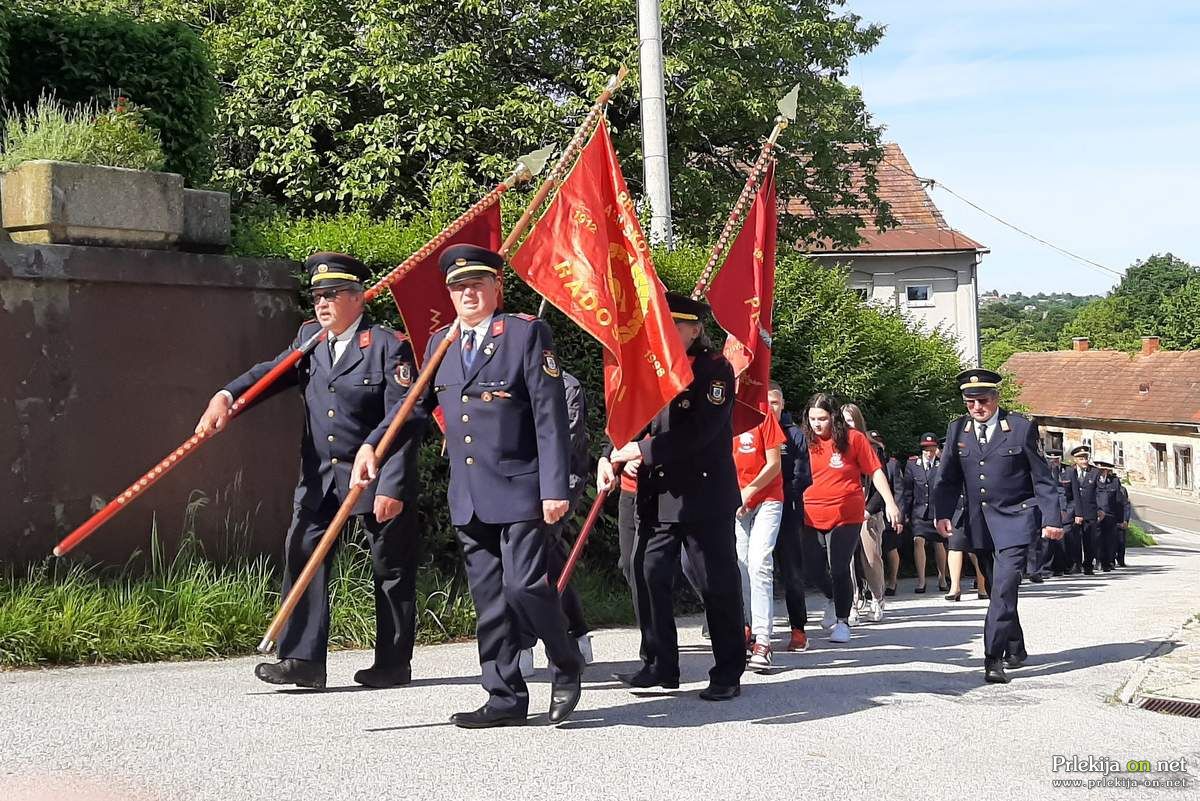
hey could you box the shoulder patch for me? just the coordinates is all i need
[395,362,413,387]
[393,330,409,342]
[513,312,537,321]
[707,379,727,405]
[542,349,561,378]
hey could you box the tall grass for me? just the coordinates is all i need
[1126,522,1157,548]
[0,530,632,669]
[0,94,166,172]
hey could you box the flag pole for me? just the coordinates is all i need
[258,66,631,651]
[691,85,798,301]
[50,158,547,560]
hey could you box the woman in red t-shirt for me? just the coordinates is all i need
[801,393,902,644]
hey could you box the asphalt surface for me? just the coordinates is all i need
[3,524,1198,800]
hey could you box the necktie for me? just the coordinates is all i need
[328,337,338,366]
[977,424,988,446]
[462,330,477,370]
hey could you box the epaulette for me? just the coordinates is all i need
[512,312,538,322]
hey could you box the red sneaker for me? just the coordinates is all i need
[785,629,809,652]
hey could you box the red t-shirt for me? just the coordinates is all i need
[732,413,787,508]
[804,427,882,529]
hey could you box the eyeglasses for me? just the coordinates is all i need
[311,287,354,303]
[963,397,994,407]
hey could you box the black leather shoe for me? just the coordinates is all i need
[977,590,989,600]
[1068,565,1082,575]
[1052,570,1064,577]
[699,682,741,701]
[1101,563,1113,572]
[884,586,897,597]
[450,705,528,729]
[914,584,927,594]
[1083,565,1095,575]
[938,578,950,593]
[944,591,961,602]
[1117,559,1126,567]
[614,669,679,690]
[353,664,412,688]
[1029,574,1045,584]
[984,659,1010,684]
[1005,653,1028,669]
[255,658,326,689]
[548,674,582,723]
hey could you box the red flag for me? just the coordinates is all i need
[708,161,777,435]
[510,122,692,445]
[391,204,502,367]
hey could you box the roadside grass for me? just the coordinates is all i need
[1127,522,1157,548]
[0,533,632,669]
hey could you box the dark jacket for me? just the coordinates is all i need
[1069,465,1101,521]
[370,313,570,527]
[633,344,741,524]
[1049,463,1075,525]
[1095,473,1129,520]
[563,371,589,512]
[933,410,1059,551]
[225,316,417,516]
[902,455,941,522]
[778,412,813,506]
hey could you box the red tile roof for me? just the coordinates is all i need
[789,143,986,254]
[1003,350,1200,425]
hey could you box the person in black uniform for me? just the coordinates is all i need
[599,292,745,701]
[352,244,583,728]
[1094,460,1129,572]
[933,369,1062,684]
[902,432,950,594]
[1039,449,1074,576]
[883,452,906,595]
[1068,445,1101,575]
[196,252,421,690]
[767,382,814,651]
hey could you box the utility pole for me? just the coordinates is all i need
[637,0,674,247]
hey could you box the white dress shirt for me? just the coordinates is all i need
[975,410,1000,445]
[459,314,494,362]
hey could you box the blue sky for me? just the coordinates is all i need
[843,0,1200,295]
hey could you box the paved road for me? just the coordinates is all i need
[3,528,1198,800]
[1129,488,1199,536]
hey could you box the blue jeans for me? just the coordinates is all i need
[735,500,784,643]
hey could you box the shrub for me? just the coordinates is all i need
[0,95,165,172]
[2,6,218,183]
[1126,522,1156,548]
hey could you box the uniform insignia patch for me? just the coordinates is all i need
[358,330,372,348]
[1000,419,1011,432]
[542,350,561,378]
[482,391,493,402]
[708,380,727,404]
[396,363,413,387]
[680,399,691,409]
[317,264,329,273]
[483,342,496,357]
[492,319,506,336]
[493,390,512,399]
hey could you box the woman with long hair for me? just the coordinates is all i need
[840,403,888,623]
[801,394,903,643]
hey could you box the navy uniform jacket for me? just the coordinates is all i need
[1069,466,1101,521]
[633,344,741,524]
[225,316,418,516]
[903,456,941,522]
[563,371,589,511]
[1050,464,1075,526]
[778,412,813,506]
[1096,473,1130,519]
[932,411,1059,551]
[369,313,570,527]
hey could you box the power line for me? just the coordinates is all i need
[880,158,1125,279]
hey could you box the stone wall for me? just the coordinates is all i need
[1,242,304,567]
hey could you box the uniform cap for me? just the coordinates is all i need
[1094,460,1114,469]
[956,368,1003,397]
[919,432,938,447]
[665,291,711,322]
[305,252,369,288]
[440,244,503,285]
[1070,445,1091,457]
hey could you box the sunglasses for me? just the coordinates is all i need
[311,287,355,303]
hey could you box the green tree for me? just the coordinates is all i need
[52,0,891,245]
[1160,277,1200,350]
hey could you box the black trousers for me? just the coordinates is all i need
[1076,519,1099,568]
[1040,530,1066,573]
[618,489,703,598]
[1098,517,1118,566]
[631,517,745,687]
[776,500,807,630]
[1025,528,1047,576]
[975,543,1027,662]
[520,518,588,645]
[801,523,858,619]
[457,516,582,715]
[278,491,419,667]
[1115,523,1128,564]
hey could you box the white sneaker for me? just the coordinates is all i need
[829,622,851,643]
[821,601,837,630]
[518,647,535,678]
[871,599,884,623]
[576,634,594,665]
[848,605,860,625]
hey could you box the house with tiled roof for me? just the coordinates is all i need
[789,143,988,365]
[1004,337,1200,496]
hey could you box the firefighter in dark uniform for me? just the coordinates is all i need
[196,252,421,690]
[1039,449,1075,576]
[933,369,1062,684]
[599,292,745,701]
[902,432,949,593]
[1094,460,1129,571]
[352,244,583,728]
[1068,445,1101,574]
